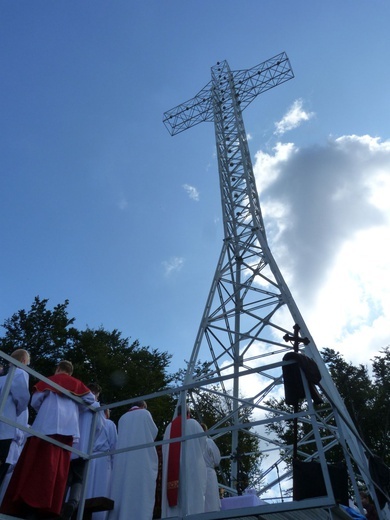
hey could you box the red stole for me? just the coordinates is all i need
[34,373,91,397]
[167,415,188,506]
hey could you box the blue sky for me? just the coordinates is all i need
[2,1,390,374]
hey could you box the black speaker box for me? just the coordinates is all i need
[293,459,349,505]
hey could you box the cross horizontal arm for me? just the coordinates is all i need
[231,52,294,112]
[163,81,213,136]
[163,52,293,137]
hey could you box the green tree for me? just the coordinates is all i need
[369,347,390,464]
[68,326,174,428]
[322,347,375,442]
[264,347,390,470]
[0,296,174,432]
[0,296,77,376]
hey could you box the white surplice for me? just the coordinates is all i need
[108,407,158,520]
[86,418,117,520]
[0,368,29,441]
[203,436,221,512]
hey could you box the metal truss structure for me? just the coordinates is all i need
[0,53,389,520]
[163,53,390,519]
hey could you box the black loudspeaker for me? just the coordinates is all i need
[293,459,349,506]
[282,353,323,406]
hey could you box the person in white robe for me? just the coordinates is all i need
[0,349,30,488]
[161,407,207,518]
[62,382,104,520]
[1,360,95,519]
[0,409,29,505]
[108,400,158,520]
[85,409,117,520]
[201,423,221,512]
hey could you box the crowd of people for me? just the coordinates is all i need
[0,351,222,519]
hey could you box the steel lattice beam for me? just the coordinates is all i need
[163,52,293,136]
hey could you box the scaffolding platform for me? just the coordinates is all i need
[0,502,355,520]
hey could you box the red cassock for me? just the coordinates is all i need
[0,373,91,518]
[1,434,73,517]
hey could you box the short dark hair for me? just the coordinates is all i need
[57,360,73,375]
[88,383,102,396]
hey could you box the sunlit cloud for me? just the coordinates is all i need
[253,134,390,366]
[163,256,184,277]
[183,183,200,201]
[274,99,315,136]
[254,142,296,194]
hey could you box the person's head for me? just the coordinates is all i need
[55,360,73,375]
[104,409,111,419]
[88,383,102,400]
[132,400,147,409]
[11,349,30,366]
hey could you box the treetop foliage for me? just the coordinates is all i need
[0,296,174,430]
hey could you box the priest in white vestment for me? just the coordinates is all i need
[86,409,117,520]
[201,423,221,512]
[161,407,207,518]
[62,382,104,520]
[108,401,158,520]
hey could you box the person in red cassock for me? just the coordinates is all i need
[0,360,95,519]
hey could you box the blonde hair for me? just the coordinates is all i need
[11,349,30,365]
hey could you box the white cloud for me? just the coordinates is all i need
[117,197,128,210]
[163,256,184,277]
[183,184,200,201]
[253,134,390,366]
[274,99,315,136]
[254,142,296,194]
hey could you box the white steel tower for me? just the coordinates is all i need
[163,53,389,518]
